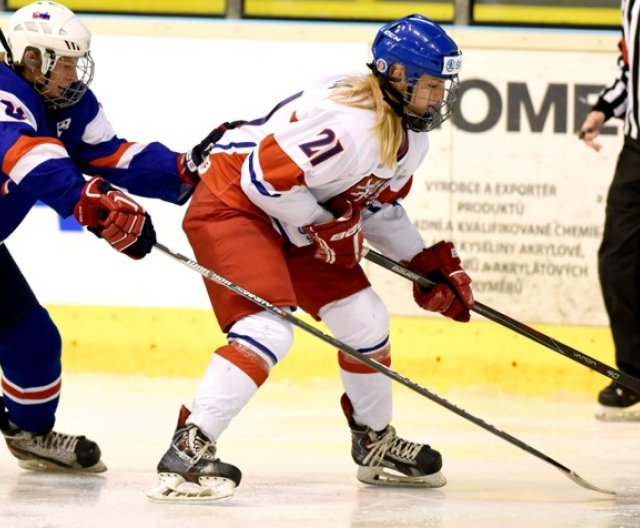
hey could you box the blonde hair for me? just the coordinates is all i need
[329,73,402,168]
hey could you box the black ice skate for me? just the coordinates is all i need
[2,425,106,473]
[146,405,242,502]
[341,393,446,487]
[595,381,640,421]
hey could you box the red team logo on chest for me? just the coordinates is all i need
[339,175,390,207]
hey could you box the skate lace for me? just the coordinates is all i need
[187,426,217,464]
[36,431,79,454]
[362,426,422,466]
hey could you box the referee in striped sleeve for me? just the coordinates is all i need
[579,2,640,421]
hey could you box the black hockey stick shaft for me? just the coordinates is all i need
[363,247,640,394]
[155,242,615,496]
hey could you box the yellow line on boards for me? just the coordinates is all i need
[243,1,454,20]
[473,5,620,26]
[6,0,225,14]
[49,304,614,397]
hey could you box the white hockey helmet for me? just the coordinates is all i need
[3,1,94,107]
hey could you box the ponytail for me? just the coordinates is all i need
[329,73,402,168]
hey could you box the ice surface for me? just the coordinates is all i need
[1,374,639,528]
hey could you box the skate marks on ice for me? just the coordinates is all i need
[1,374,640,527]
[2,468,636,528]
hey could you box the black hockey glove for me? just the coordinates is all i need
[178,120,247,186]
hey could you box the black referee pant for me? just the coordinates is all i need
[599,136,640,380]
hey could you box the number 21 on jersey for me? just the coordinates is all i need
[298,128,344,167]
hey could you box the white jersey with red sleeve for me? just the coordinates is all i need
[201,74,431,260]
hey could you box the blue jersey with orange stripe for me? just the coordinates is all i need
[0,63,190,241]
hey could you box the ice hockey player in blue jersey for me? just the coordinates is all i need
[0,1,203,472]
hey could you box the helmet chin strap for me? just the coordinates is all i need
[30,52,68,108]
[33,69,54,98]
[0,28,14,66]
[367,62,406,118]
[367,62,433,132]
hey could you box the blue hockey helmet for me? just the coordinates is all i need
[369,14,462,131]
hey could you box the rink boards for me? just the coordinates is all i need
[47,304,614,396]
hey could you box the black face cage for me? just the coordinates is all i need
[403,75,460,133]
[37,50,95,109]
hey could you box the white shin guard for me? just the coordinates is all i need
[190,311,294,440]
[320,288,393,430]
[189,354,259,440]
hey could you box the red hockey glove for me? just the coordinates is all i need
[73,176,157,260]
[407,241,474,322]
[177,120,247,186]
[303,198,363,268]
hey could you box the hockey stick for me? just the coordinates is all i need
[154,242,615,496]
[363,247,640,395]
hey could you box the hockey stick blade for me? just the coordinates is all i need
[154,242,615,496]
[565,470,616,495]
[362,247,640,395]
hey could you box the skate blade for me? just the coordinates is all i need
[16,458,107,473]
[146,473,235,503]
[595,404,640,422]
[357,466,447,488]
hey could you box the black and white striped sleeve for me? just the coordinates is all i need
[592,41,629,121]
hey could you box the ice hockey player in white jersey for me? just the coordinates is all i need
[147,14,473,502]
[0,2,206,472]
